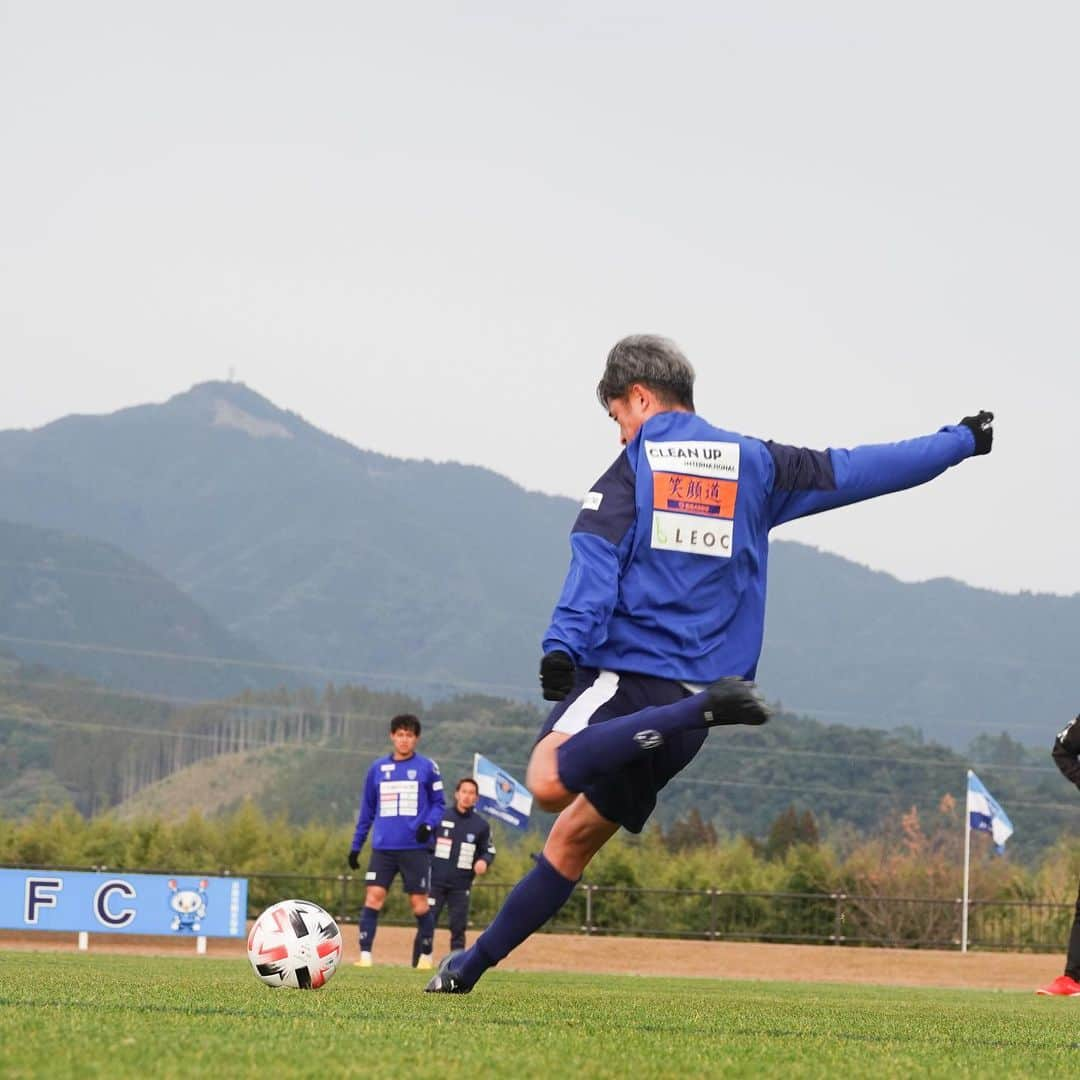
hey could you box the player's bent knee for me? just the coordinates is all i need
[526,733,572,812]
[529,777,574,813]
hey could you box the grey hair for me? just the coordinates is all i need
[596,334,695,410]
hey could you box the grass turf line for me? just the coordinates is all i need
[0,952,1076,1078]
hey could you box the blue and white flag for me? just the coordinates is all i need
[967,770,1014,852]
[473,753,532,830]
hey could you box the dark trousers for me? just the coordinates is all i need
[1066,877,1080,980]
[430,882,471,951]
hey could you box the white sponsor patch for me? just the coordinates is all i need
[651,510,733,557]
[434,837,452,861]
[457,841,477,870]
[378,779,419,817]
[644,440,740,479]
[432,780,443,790]
[365,872,377,881]
[581,490,604,511]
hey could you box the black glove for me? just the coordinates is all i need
[415,823,432,843]
[347,849,360,871]
[959,410,994,456]
[540,650,575,702]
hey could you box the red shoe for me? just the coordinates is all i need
[1036,974,1080,996]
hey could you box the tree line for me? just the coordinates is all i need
[2,799,1077,947]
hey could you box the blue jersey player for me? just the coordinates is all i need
[349,714,445,969]
[427,334,994,993]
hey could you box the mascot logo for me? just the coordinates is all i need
[495,772,515,809]
[167,879,209,933]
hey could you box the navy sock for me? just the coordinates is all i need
[456,854,576,988]
[556,689,707,794]
[359,906,379,952]
[413,910,435,964]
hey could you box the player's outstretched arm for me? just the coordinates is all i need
[543,453,637,680]
[417,762,445,839]
[958,410,994,455]
[767,410,993,527]
[350,764,378,855]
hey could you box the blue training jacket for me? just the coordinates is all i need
[543,410,976,684]
[351,752,445,852]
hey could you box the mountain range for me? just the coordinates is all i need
[0,380,1076,748]
[0,519,277,698]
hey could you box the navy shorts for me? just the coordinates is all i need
[365,848,431,894]
[539,667,707,834]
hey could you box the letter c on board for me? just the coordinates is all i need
[95,880,137,928]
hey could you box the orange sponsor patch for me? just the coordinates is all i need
[652,472,737,518]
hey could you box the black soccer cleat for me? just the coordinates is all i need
[702,677,770,727]
[424,950,472,994]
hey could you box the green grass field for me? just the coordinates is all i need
[0,952,1076,1078]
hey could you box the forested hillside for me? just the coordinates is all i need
[762,543,1080,746]
[0,520,278,697]
[3,662,1076,862]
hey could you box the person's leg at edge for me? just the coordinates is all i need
[1065,877,1080,981]
[1040,875,1080,993]
[428,885,447,950]
[451,792,619,989]
[359,884,386,959]
[448,888,469,952]
[410,891,435,966]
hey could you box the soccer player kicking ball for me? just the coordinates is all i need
[427,334,993,994]
[1036,713,1080,996]
[349,714,445,969]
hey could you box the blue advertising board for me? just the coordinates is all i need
[0,869,248,938]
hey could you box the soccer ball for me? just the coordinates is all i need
[247,899,343,989]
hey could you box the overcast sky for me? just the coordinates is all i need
[1,2,1076,595]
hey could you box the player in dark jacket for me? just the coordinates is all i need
[428,778,496,955]
[428,334,993,994]
[348,714,445,969]
[1037,714,1080,996]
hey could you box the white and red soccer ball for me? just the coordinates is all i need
[247,899,343,989]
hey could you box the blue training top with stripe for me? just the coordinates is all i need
[543,410,976,684]
[351,753,446,852]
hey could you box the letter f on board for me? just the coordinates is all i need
[25,878,62,924]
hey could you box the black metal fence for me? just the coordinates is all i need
[242,871,1073,952]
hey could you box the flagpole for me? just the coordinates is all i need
[961,769,972,954]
